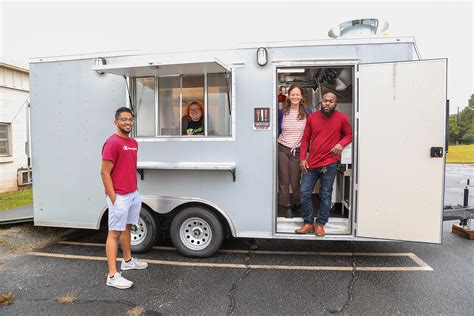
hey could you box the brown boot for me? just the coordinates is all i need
[295,224,314,234]
[315,224,325,237]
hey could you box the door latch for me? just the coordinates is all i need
[430,147,443,158]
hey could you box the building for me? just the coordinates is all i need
[0,62,30,193]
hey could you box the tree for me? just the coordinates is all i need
[450,94,474,145]
[448,115,461,144]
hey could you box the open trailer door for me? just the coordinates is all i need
[356,59,447,243]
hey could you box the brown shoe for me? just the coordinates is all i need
[295,224,314,234]
[315,224,325,237]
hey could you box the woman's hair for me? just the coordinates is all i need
[284,84,307,120]
[184,100,204,121]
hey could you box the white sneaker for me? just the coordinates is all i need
[106,272,133,289]
[121,257,148,270]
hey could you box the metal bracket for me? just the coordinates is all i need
[137,169,144,180]
[229,169,236,182]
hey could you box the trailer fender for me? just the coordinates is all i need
[141,196,237,237]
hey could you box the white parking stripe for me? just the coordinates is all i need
[28,251,432,272]
[36,242,433,272]
[57,241,432,270]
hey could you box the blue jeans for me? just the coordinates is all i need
[300,163,337,225]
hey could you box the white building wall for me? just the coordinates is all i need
[0,64,29,193]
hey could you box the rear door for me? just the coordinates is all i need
[356,59,447,243]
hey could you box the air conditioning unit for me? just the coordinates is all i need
[17,168,32,185]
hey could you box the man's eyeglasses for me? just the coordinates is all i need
[117,118,135,123]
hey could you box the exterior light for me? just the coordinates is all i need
[256,47,268,66]
[95,57,106,74]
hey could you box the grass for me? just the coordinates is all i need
[0,188,32,212]
[447,144,474,163]
[0,292,15,306]
[128,306,145,316]
[55,291,79,304]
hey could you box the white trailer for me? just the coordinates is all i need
[30,23,447,257]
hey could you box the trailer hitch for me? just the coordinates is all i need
[443,205,474,226]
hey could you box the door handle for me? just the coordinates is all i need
[431,147,443,158]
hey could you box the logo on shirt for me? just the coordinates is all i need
[123,146,138,151]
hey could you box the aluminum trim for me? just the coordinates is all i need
[30,37,417,63]
[137,161,236,170]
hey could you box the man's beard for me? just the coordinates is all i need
[321,106,335,117]
[119,126,132,134]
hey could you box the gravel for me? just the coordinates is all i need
[0,224,71,265]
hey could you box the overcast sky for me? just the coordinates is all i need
[1,0,472,112]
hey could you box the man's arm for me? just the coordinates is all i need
[101,160,116,205]
[330,116,353,156]
[338,116,353,148]
[299,116,312,173]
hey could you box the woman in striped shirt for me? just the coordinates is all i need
[278,84,311,218]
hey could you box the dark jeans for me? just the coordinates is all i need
[300,163,337,225]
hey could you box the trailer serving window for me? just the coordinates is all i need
[133,73,231,137]
[92,60,233,138]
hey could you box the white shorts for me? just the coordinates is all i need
[106,191,142,231]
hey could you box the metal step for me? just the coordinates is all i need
[277,217,351,234]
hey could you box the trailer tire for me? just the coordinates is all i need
[170,206,224,258]
[130,205,157,254]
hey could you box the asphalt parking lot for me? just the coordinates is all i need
[1,164,472,315]
[1,219,473,315]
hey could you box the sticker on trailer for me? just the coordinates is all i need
[253,107,271,130]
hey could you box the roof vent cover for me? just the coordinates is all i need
[328,18,389,39]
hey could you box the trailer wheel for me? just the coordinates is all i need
[130,205,157,254]
[170,206,224,258]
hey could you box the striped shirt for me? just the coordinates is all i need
[278,109,307,149]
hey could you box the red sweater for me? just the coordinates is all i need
[300,111,352,169]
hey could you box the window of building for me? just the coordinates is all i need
[134,72,232,138]
[0,123,11,156]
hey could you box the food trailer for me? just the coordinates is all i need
[30,20,447,257]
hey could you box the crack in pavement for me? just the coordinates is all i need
[226,240,254,315]
[325,243,357,314]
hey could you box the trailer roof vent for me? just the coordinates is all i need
[328,18,389,39]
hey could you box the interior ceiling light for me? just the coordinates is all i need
[277,68,305,73]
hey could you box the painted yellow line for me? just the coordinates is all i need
[356,266,433,272]
[27,251,432,272]
[406,253,431,269]
[58,241,431,269]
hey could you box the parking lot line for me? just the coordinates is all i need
[28,251,432,271]
[34,242,433,272]
[58,241,432,268]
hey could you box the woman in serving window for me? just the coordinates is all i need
[182,101,204,135]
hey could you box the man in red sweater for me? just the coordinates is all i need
[295,92,352,237]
